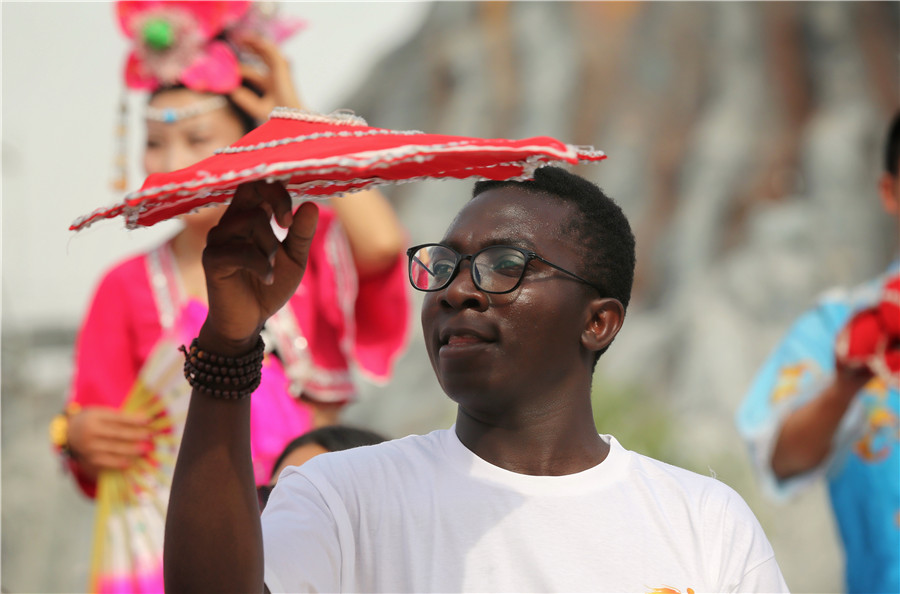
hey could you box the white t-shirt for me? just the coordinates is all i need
[262,428,787,593]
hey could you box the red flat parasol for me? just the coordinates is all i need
[71,109,606,231]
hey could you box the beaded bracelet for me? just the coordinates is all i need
[179,337,265,400]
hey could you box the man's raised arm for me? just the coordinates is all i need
[164,181,318,592]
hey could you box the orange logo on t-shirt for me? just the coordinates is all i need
[647,587,695,594]
[853,400,899,463]
[771,362,810,403]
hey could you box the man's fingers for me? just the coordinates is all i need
[205,203,278,284]
[205,238,276,285]
[270,195,294,230]
[201,183,314,336]
[252,181,293,226]
[225,181,271,213]
[212,182,291,248]
[233,181,294,232]
[217,202,281,258]
[279,201,318,269]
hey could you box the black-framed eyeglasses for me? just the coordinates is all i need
[406,243,604,295]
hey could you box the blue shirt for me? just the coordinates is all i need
[736,263,899,594]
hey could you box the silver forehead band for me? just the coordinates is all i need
[145,96,229,124]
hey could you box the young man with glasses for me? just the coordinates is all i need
[165,167,787,592]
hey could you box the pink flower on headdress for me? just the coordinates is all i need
[231,3,307,46]
[117,1,251,93]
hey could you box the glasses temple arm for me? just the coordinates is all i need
[536,256,604,294]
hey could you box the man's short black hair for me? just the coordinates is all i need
[473,166,635,308]
[472,166,636,359]
[885,111,900,176]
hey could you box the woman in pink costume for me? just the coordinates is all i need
[52,4,409,590]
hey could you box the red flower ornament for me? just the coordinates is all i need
[877,275,900,337]
[835,274,900,388]
[117,1,251,93]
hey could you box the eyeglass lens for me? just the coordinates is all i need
[409,245,529,293]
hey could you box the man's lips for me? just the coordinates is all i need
[439,334,492,357]
[446,334,485,346]
[438,327,495,348]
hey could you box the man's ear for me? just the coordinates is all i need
[582,298,625,353]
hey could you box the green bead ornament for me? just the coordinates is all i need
[143,19,174,51]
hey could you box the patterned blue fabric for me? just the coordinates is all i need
[736,263,899,594]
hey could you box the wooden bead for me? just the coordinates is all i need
[180,336,265,400]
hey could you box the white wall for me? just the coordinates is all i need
[1,1,429,333]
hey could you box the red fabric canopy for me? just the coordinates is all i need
[72,109,606,231]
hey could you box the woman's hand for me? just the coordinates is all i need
[67,406,152,478]
[229,33,303,121]
[200,181,318,356]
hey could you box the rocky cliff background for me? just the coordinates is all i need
[3,2,898,592]
[341,3,899,592]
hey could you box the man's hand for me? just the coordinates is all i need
[165,181,311,593]
[199,181,318,356]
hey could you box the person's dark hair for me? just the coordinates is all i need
[225,92,259,135]
[885,111,900,176]
[472,166,636,359]
[149,81,261,134]
[268,425,388,481]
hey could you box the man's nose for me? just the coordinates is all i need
[440,258,488,310]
